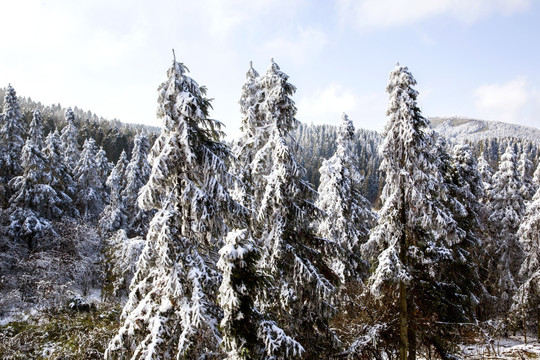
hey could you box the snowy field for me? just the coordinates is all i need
[460,336,540,359]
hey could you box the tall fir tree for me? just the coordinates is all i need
[477,151,494,204]
[43,129,77,217]
[487,145,525,312]
[446,141,489,320]
[315,113,376,283]
[74,138,104,220]
[99,150,129,234]
[361,64,463,359]
[251,59,337,357]
[60,107,79,172]
[8,108,58,248]
[217,229,303,359]
[231,62,265,209]
[121,132,152,237]
[105,58,243,359]
[518,151,536,201]
[533,161,540,186]
[0,85,25,185]
[511,185,540,340]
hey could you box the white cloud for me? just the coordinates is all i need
[337,0,531,30]
[260,27,328,65]
[473,77,540,127]
[297,84,387,131]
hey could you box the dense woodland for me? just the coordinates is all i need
[0,59,540,359]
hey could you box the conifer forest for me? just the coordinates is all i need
[2,58,540,359]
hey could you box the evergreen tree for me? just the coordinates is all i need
[60,108,79,172]
[252,59,336,357]
[218,229,303,359]
[518,151,536,201]
[99,150,129,234]
[28,108,44,150]
[8,108,58,248]
[315,113,376,283]
[0,85,25,183]
[231,62,265,209]
[487,145,525,312]
[477,151,494,204]
[121,133,152,237]
[360,64,463,359]
[43,129,77,217]
[533,161,540,186]
[74,138,104,220]
[105,59,243,359]
[446,141,489,320]
[511,185,540,340]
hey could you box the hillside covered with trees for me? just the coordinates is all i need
[1,59,540,359]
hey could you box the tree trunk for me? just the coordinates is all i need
[399,191,409,360]
[400,280,408,360]
[408,308,416,360]
[537,306,540,341]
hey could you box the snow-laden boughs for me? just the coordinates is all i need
[487,145,525,311]
[99,150,129,234]
[511,185,540,332]
[43,129,78,217]
[444,141,489,320]
[218,229,303,360]
[74,138,105,220]
[28,109,44,150]
[60,108,79,172]
[105,59,243,360]
[477,151,494,203]
[104,229,145,299]
[359,64,464,359]
[251,59,337,357]
[533,161,540,186]
[121,132,152,237]
[362,64,462,294]
[315,113,376,283]
[231,62,265,209]
[0,85,25,183]
[518,151,536,201]
[8,108,58,247]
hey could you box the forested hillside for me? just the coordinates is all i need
[1,60,540,359]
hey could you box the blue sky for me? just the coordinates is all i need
[1,0,539,138]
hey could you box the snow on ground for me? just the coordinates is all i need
[460,336,540,359]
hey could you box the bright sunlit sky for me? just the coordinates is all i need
[1,0,540,139]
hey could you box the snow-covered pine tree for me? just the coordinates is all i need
[28,108,44,150]
[477,151,494,204]
[315,113,376,283]
[105,58,243,360]
[533,161,540,186]
[360,64,463,359]
[8,108,58,248]
[74,138,104,220]
[96,146,113,186]
[252,59,336,357]
[0,85,25,185]
[518,151,536,201]
[99,150,129,234]
[487,145,525,312]
[231,62,265,208]
[218,229,303,359]
[446,141,489,319]
[511,185,540,340]
[43,129,78,217]
[121,132,152,237]
[60,107,79,172]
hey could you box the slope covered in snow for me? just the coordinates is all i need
[431,117,540,144]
